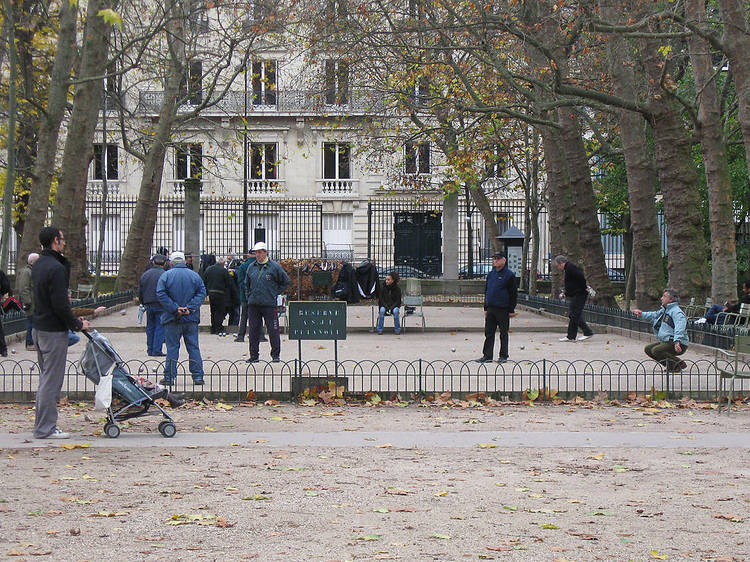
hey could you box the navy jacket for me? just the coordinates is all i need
[484,266,517,311]
[31,249,83,332]
[156,263,206,324]
[138,266,165,305]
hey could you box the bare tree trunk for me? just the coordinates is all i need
[557,107,617,307]
[1,0,17,271]
[469,185,501,253]
[717,0,750,215]
[15,0,77,275]
[53,0,113,283]
[115,14,185,292]
[642,37,709,300]
[686,0,737,304]
[600,0,664,309]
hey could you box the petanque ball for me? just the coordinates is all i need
[519,345,525,350]
[451,348,456,353]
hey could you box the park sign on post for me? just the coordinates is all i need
[288,301,347,340]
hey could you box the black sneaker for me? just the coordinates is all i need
[271,356,281,363]
[474,357,492,363]
[246,357,260,363]
[159,378,175,386]
[192,378,205,386]
[496,357,508,364]
[234,337,244,342]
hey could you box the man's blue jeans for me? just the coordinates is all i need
[145,305,165,354]
[163,322,204,383]
[377,306,400,333]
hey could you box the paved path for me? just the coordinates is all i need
[4,429,750,449]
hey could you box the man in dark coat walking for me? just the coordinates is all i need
[554,255,594,342]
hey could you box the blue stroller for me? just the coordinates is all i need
[80,331,178,438]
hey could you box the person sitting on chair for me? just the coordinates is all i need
[633,288,689,372]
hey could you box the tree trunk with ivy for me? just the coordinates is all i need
[52,0,113,283]
[599,0,665,309]
[642,37,709,300]
[686,0,737,304]
[15,0,77,277]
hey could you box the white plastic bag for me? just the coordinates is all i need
[586,285,597,298]
[94,374,113,410]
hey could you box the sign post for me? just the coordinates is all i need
[288,301,347,395]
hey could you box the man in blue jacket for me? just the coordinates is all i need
[476,251,517,364]
[157,251,207,385]
[245,242,290,363]
[634,288,689,371]
[138,254,167,356]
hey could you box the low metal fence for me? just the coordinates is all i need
[0,291,134,337]
[518,294,745,351]
[0,357,746,403]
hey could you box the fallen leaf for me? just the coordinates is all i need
[60,443,91,450]
[650,550,668,560]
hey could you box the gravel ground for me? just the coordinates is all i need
[1,401,749,561]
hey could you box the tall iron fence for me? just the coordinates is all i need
[84,197,323,274]
[3,194,748,278]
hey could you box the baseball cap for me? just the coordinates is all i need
[252,242,268,252]
[492,251,506,259]
[170,251,185,262]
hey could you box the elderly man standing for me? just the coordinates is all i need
[634,289,689,371]
[17,252,39,351]
[138,254,168,356]
[476,251,518,364]
[156,251,207,386]
[32,226,90,439]
[245,242,290,363]
[553,255,594,342]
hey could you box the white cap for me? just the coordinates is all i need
[251,242,268,252]
[170,251,185,263]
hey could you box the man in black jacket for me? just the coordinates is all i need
[203,255,232,336]
[32,226,89,439]
[554,255,594,342]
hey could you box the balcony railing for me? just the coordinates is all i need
[388,174,436,191]
[247,179,286,196]
[138,88,386,115]
[167,179,208,194]
[317,179,357,195]
[87,180,122,196]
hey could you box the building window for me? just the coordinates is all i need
[322,213,353,258]
[410,78,429,108]
[323,142,351,179]
[324,60,349,105]
[93,144,118,180]
[175,143,203,180]
[487,146,505,179]
[250,143,278,179]
[252,60,277,106]
[325,0,347,20]
[180,60,203,105]
[405,141,430,174]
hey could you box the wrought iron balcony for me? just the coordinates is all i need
[137,88,386,115]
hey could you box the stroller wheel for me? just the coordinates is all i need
[158,421,177,438]
[104,423,120,439]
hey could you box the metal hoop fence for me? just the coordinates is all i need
[0,357,746,403]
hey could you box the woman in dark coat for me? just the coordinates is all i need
[376,271,402,335]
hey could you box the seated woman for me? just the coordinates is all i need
[376,272,402,335]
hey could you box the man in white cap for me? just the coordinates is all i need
[156,251,207,385]
[244,242,290,362]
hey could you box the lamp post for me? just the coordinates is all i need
[242,64,249,254]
